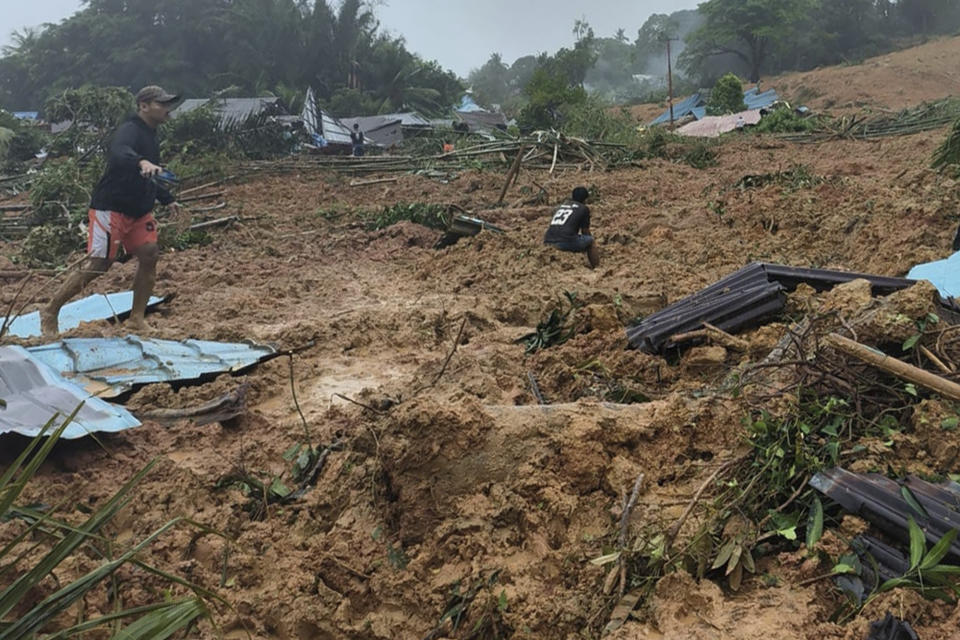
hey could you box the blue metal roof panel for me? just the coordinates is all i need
[3,293,166,338]
[27,337,276,398]
[0,346,141,439]
[650,92,704,125]
[744,88,779,110]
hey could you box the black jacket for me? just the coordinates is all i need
[89,115,174,218]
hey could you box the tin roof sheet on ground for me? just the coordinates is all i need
[27,336,277,398]
[650,88,779,126]
[3,292,166,338]
[677,109,762,137]
[907,250,960,299]
[0,346,140,439]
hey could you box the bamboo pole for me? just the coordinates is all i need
[825,333,960,402]
[497,146,525,205]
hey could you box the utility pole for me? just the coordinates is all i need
[665,36,678,130]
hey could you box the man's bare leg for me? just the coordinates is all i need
[127,242,159,332]
[586,241,600,269]
[41,257,111,337]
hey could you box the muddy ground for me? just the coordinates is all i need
[3,46,960,640]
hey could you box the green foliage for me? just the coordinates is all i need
[28,158,89,224]
[159,103,225,158]
[863,519,960,604]
[735,164,824,191]
[517,67,588,131]
[0,412,213,638]
[558,100,639,143]
[706,73,747,116]
[158,226,212,251]
[18,224,84,268]
[932,118,960,170]
[365,202,451,231]
[519,292,583,354]
[682,141,719,169]
[0,1,463,119]
[742,394,856,531]
[44,86,135,157]
[637,128,719,169]
[752,107,819,133]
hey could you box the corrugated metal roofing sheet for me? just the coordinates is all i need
[743,87,779,111]
[677,110,762,137]
[27,337,276,399]
[811,467,960,562]
[174,97,285,128]
[339,116,404,147]
[455,110,508,132]
[650,92,704,125]
[650,88,779,126]
[379,112,432,127]
[0,345,140,439]
[3,293,167,338]
[626,262,922,353]
[301,87,353,145]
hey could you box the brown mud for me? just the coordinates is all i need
[3,42,960,640]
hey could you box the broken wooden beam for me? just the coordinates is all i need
[497,146,525,205]
[825,333,960,401]
[671,322,750,351]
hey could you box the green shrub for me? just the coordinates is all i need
[706,73,747,116]
[18,223,84,268]
[560,100,639,144]
[518,68,588,131]
[28,158,89,224]
[753,107,819,134]
[0,414,214,637]
[932,118,960,170]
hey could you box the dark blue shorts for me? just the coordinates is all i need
[546,235,593,253]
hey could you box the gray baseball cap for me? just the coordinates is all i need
[135,85,180,105]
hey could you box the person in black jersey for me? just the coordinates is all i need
[543,186,599,268]
[41,85,186,336]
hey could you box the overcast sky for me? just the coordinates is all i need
[2,0,702,77]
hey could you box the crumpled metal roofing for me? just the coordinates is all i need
[811,467,960,562]
[27,336,277,399]
[650,87,779,126]
[3,292,166,338]
[175,97,285,128]
[626,262,922,353]
[379,112,432,127]
[0,345,141,439]
[301,87,353,145]
[677,109,762,137]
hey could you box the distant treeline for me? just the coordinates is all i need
[1,0,958,117]
[469,0,960,109]
[0,0,464,115]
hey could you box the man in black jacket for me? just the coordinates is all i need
[41,85,185,336]
[543,186,599,268]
